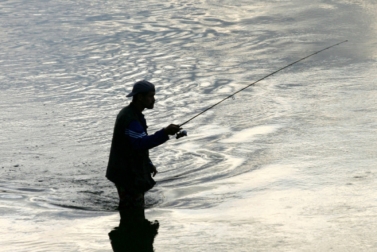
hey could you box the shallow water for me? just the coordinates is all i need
[1,0,377,251]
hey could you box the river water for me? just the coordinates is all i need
[1,0,376,251]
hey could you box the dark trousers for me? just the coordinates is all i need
[115,184,145,210]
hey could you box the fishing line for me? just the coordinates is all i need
[177,40,348,133]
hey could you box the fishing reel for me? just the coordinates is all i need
[176,130,187,139]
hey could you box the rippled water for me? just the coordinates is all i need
[1,0,377,251]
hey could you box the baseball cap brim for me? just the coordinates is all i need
[126,91,136,97]
[126,80,155,98]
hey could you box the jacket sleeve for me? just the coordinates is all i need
[125,120,169,150]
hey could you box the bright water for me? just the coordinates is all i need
[1,0,376,251]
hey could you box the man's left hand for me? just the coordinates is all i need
[151,164,158,177]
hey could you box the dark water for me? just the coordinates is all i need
[1,0,377,251]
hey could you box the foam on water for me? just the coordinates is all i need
[221,124,281,143]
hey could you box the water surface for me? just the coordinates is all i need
[1,0,376,251]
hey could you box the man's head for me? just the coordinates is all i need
[127,80,156,110]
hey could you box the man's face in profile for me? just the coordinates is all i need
[141,91,155,109]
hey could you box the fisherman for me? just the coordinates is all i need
[106,80,181,210]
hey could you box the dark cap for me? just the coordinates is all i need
[126,80,155,97]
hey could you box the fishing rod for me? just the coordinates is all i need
[175,40,348,139]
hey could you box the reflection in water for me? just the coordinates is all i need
[109,209,159,252]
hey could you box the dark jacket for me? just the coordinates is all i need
[106,103,169,193]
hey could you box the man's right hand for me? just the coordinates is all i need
[164,124,182,136]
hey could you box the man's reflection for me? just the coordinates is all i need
[109,208,159,252]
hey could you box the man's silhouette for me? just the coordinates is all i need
[106,80,181,210]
